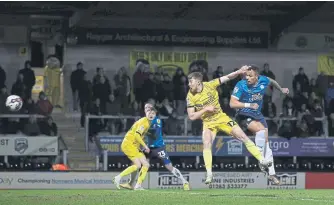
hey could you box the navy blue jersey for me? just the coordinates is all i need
[146,116,165,148]
[231,75,270,119]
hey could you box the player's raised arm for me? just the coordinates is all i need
[230,83,258,110]
[219,65,248,84]
[267,77,289,95]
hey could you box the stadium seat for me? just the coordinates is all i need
[150,163,157,171]
[0,162,6,171]
[224,163,233,170]
[9,163,20,170]
[248,163,258,171]
[23,163,32,170]
[174,164,181,168]
[185,163,193,170]
[312,163,322,171]
[121,163,129,168]
[212,164,219,170]
[275,163,282,170]
[299,162,309,170]
[108,163,117,170]
[236,163,245,170]
[197,164,205,170]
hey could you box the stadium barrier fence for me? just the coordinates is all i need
[85,115,329,151]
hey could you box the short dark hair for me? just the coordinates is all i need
[188,72,203,81]
[248,65,260,74]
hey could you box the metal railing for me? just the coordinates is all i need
[84,114,329,151]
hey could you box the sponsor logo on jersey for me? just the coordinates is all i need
[233,87,239,94]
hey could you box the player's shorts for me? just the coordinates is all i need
[235,114,268,130]
[121,141,144,161]
[145,146,171,165]
[203,113,238,137]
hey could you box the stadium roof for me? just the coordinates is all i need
[0,1,329,42]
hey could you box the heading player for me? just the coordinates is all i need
[120,103,190,190]
[186,66,272,184]
[230,65,289,185]
[112,109,155,190]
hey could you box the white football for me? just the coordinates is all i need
[6,95,23,112]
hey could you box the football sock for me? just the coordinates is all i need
[244,140,264,161]
[172,167,188,184]
[203,149,212,175]
[137,166,149,184]
[129,171,138,186]
[265,143,276,175]
[119,165,138,177]
[255,130,266,154]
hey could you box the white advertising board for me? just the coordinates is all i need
[0,172,148,189]
[0,136,58,156]
[0,172,305,189]
[149,172,305,190]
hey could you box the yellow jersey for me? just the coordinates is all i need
[44,66,61,87]
[123,117,151,148]
[186,78,226,123]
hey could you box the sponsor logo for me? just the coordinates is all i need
[39,148,56,153]
[201,172,256,189]
[233,87,239,94]
[14,138,28,154]
[157,172,189,189]
[0,178,13,185]
[267,173,297,189]
[295,36,307,48]
[227,139,242,155]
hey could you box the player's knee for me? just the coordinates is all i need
[232,127,249,142]
[202,130,213,149]
[132,160,142,169]
[142,161,150,168]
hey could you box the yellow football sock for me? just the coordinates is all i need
[137,166,149,184]
[203,149,212,174]
[244,140,264,161]
[119,165,138,177]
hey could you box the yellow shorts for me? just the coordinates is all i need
[121,141,144,161]
[203,113,238,137]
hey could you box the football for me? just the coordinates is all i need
[6,95,23,112]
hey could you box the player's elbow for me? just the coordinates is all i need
[229,100,237,108]
[188,115,196,121]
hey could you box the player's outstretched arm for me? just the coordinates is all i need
[268,77,289,94]
[219,65,248,84]
[134,133,150,152]
[230,96,258,110]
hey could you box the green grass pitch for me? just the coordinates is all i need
[0,189,334,205]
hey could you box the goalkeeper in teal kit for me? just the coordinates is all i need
[120,103,190,191]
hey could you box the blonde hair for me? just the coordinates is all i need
[187,72,203,81]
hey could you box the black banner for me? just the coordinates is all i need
[69,28,269,48]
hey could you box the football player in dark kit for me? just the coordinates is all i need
[120,103,190,191]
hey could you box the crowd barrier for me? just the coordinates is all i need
[0,171,332,189]
[96,135,334,171]
[85,115,329,151]
[0,134,69,165]
[0,114,69,165]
